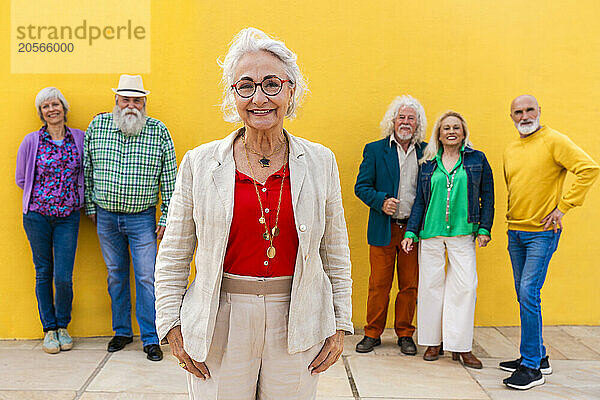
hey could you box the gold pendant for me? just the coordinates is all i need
[267,246,276,258]
[271,227,280,237]
[259,216,265,224]
[263,231,271,240]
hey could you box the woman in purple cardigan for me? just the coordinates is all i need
[16,87,85,354]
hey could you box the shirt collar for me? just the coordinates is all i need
[435,144,466,160]
[389,134,415,153]
[236,162,290,183]
[40,125,73,141]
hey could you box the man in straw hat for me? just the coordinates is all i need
[84,74,177,361]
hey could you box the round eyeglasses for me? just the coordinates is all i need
[231,76,293,98]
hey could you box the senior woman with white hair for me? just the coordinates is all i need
[401,111,494,369]
[154,27,353,399]
[16,87,85,354]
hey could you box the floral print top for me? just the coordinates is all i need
[29,128,81,217]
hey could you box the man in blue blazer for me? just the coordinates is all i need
[354,95,427,354]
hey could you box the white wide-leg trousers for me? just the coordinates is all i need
[417,235,478,352]
[187,276,322,400]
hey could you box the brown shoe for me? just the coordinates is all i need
[423,345,443,361]
[452,351,483,369]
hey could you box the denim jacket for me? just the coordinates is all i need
[406,147,495,236]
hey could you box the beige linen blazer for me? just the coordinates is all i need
[154,130,353,362]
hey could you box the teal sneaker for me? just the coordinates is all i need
[57,328,73,351]
[43,330,60,354]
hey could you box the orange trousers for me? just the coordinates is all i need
[364,223,419,338]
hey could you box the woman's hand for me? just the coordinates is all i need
[401,237,414,254]
[477,235,491,247]
[308,330,344,375]
[166,325,211,380]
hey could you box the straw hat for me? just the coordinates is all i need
[112,74,150,97]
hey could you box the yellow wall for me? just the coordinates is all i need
[2,0,599,338]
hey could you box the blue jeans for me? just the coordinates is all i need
[96,206,159,346]
[507,229,561,369]
[22,211,80,332]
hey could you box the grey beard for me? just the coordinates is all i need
[516,116,540,135]
[113,105,147,136]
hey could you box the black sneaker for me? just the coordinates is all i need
[499,356,552,375]
[503,365,545,390]
[355,336,381,353]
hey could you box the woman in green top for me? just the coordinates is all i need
[401,111,494,369]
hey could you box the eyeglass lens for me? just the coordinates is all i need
[234,77,284,98]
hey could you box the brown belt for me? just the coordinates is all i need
[391,218,409,226]
[221,276,293,295]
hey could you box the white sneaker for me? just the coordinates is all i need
[57,328,73,351]
[43,330,60,354]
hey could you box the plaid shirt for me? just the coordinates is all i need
[84,112,177,226]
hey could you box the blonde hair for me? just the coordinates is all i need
[379,95,426,144]
[421,110,473,164]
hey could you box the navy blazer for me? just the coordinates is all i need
[354,138,426,246]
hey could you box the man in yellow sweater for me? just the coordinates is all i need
[500,95,599,390]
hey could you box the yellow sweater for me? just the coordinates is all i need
[503,126,599,231]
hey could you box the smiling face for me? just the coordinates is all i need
[510,95,540,136]
[233,50,294,133]
[113,95,147,137]
[117,95,145,113]
[393,106,418,142]
[40,98,65,126]
[439,115,465,148]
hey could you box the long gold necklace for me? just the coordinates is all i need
[245,139,286,168]
[242,134,289,259]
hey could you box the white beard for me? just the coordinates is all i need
[516,115,540,135]
[395,125,414,141]
[113,105,147,136]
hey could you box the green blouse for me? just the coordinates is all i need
[405,149,490,242]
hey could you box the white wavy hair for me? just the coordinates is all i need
[421,110,474,164]
[380,95,426,144]
[35,87,70,124]
[219,27,308,123]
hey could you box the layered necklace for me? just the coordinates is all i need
[442,153,462,230]
[245,139,286,168]
[242,133,289,259]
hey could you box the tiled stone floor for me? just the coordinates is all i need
[1,326,599,399]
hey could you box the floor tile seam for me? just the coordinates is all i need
[73,352,112,400]
[462,364,493,400]
[471,340,491,358]
[487,326,519,357]
[570,336,600,358]
[342,355,361,400]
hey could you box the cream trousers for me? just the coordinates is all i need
[417,235,478,352]
[187,275,322,400]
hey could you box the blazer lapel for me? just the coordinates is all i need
[287,133,309,257]
[211,131,238,222]
[383,140,400,194]
[288,132,306,210]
